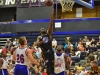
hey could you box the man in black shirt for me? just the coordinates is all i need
[36,10,54,75]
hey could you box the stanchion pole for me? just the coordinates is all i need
[56,0,58,19]
[29,0,31,7]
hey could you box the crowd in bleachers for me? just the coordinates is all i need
[62,36,100,75]
[0,35,100,75]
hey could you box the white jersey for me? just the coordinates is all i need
[54,53,65,74]
[15,47,30,67]
[1,58,8,69]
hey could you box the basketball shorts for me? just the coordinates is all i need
[14,65,29,75]
[43,49,54,75]
[54,71,65,75]
[43,49,54,63]
[0,69,8,75]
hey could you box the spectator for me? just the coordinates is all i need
[81,67,87,75]
[52,38,57,52]
[12,19,14,22]
[77,42,83,49]
[90,61,98,75]
[64,43,68,50]
[85,45,90,56]
[99,36,100,41]
[82,36,88,44]
[33,41,38,50]
[78,38,82,44]
[88,53,95,61]
[73,66,78,74]
[77,62,83,72]
[35,49,40,63]
[85,59,91,70]
[12,38,18,46]
[98,66,100,75]
[68,42,73,48]
[0,46,2,53]
[64,37,71,44]
[52,38,57,48]
[75,70,82,75]
[42,69,48,75]
[65,46,74,55]
[90,44,97,51]
[29,64,35,75]
[86,39,91,46]
[7,51,12,62]
[69,47,74,55]
[2,46,8,53]
[96,40,100,49]
[91,38,97,46]
[38,66,42,74]
[34,68,41,75]
[66,42,74,53]
[94,51,98,59]
[66,54,72,67]
[5,38,12,49]
[86,72,91,75]
[78,44,85,51]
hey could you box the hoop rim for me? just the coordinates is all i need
[58,0,75,12]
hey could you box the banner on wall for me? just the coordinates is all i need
[0,0,98,7]
[0,0,46,6]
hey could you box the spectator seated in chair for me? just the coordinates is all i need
[88,53,95,62]
[90,61,98,75]
[76,62,83,72]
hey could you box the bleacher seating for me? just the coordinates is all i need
[1,32,100,70]
[10,33,100,46]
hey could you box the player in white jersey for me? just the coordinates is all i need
[13,36,39,75]
[0,51,9,75]
[54,45,71,75]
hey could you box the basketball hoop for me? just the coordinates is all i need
[58,0,74,12]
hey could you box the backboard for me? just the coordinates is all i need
[75,0,94,9]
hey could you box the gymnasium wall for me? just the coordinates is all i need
[0,1,100,33]
[54,6,100,19]
[54,20,100,32]
[0,6,53,33]
[16,6,53,32]
[53,4,100,32]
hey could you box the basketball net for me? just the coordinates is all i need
[58,0,74,12]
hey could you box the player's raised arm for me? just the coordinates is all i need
[47,10,53,36]
[0,58,3,68]
[26,49,39,66]
[12,51,16,62]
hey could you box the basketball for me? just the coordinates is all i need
[45,0,53,6]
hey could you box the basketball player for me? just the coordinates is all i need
[13,36,39,75]
[54,45,71,75]
[36,10,54,75]
[0,51,9,75]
